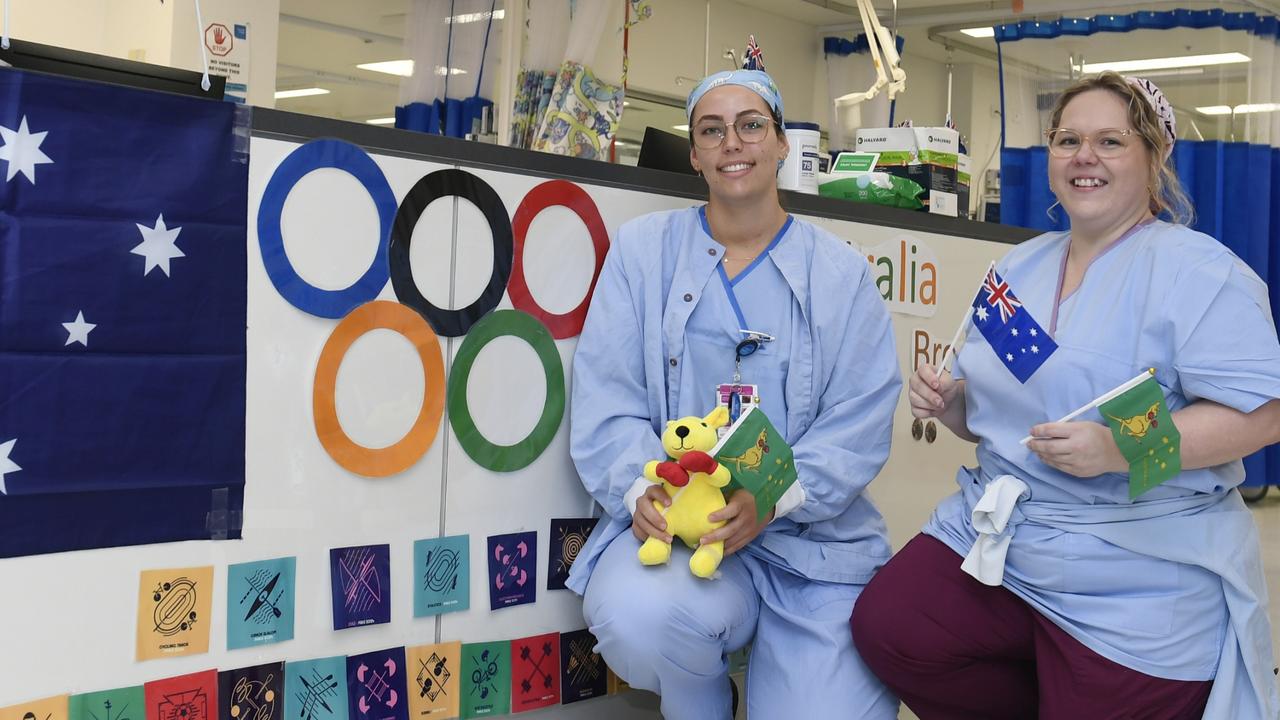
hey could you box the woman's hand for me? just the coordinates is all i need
[909,363,976,441]
[1027,421,1128,477]
[908,362,961,419]
[631,484,674,543]
[702,489,774,555]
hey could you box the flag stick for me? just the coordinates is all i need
[1019,368,1155,445]
[938,261,995,374]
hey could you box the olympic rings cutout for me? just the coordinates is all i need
[507,180,610,339]
[313,300,446,477]
[447,309,565,472]
[390,169,513,338]
[258,139,398,319]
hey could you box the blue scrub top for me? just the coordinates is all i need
[683,209,794,431]
[567,205,902,589]
[927,221,1280,685]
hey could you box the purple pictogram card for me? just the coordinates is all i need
[486,531,537,610]
[346,647,408,720]
[329,544,391,630]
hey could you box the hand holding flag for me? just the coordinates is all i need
[1022,369,1182,498]
[1019,369,1154,445]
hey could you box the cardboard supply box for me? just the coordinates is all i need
[957,152,971,220]
[853,127,960,217]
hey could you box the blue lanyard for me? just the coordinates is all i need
[728,336,763,423]
[697,206,789,423]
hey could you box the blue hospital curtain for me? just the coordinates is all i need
[1180,142,1275,488]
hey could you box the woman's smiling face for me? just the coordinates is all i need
[688,85,788,204]
[1048,88,1154,235]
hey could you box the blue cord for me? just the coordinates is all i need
[997,38,1007,149]
[442,0,456,100]
[473,0,498,97]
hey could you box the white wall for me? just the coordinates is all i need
[0,0,277,108]
[5,0,110,50]
[5,0,172,63]
[102,0,176,64]
[887,52,948,128]
[615,0,821,122]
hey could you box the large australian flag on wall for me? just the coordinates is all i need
[0,68,247,557]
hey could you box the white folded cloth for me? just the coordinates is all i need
[960,474,1030,586]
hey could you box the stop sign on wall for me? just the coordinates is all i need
[205,23,233,57]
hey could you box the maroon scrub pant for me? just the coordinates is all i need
[851,534,1212,720]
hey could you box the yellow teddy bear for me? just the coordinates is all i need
[637,406,732,578]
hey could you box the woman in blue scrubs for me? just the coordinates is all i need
[564,69,902,719]
[853,73,1280,719]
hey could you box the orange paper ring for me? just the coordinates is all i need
[313,300,446,477]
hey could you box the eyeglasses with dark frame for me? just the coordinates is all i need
[1044,127,1137,159]
[690,114,776,149]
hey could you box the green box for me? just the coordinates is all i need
[853,127,961,216]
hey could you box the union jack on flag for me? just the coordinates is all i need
[980,266,1022,322]
[968,266,1057,383]
[743,35,766,71]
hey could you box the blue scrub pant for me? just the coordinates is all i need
[583,531,899,720]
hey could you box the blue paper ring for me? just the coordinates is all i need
[258,139,397,318]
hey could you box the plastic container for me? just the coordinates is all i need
[779,121,820,194]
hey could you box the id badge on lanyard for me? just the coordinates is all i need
[714,330,773,438]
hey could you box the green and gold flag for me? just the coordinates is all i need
[712,407,796,521]
[1098,376,1181,499]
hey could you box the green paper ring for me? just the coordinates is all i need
[447,309,565,472]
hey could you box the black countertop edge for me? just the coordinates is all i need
[252,107,1036,246]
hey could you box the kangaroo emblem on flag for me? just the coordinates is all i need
[1106,402,1161,441]
[723,430,769,473]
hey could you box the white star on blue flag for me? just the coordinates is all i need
[0,116,54,184]
[0,439,21,495]
[132,213,186,276]
[62,310,96,347]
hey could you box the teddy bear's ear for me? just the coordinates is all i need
[704,406,730,429]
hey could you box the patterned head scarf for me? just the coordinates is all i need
[1125,76,1176,158]
[685,69,784,124]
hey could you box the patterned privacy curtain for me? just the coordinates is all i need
[511,0,650,159]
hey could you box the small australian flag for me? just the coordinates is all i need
[969,267,1056,383]
[742,35,765,71]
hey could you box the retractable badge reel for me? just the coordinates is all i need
[728,332,770,424]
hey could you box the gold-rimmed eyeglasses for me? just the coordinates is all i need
[691,114,776,149]
[1044,128,1137,159]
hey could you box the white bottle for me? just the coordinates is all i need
[779,121,821,194]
